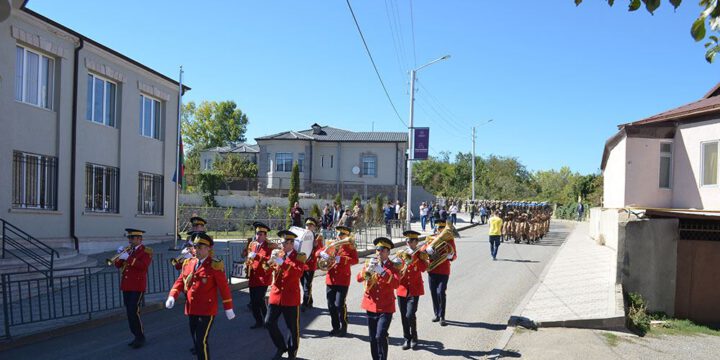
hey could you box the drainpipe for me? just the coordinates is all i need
[70,38,84,251]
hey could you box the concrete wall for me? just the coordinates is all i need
[589,207,621,251]
[625,137,673,208]
[603,137,626,208]
[672,119,720,210]
[617,218,678,316]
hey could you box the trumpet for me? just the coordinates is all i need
[363,256,380,292]
[170,248,191,267]
[265,248,285,272]
[317,237,354,271]
[106,246,131,266]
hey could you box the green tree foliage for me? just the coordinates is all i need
[364,204,375,226]
[334,193,342,206]
[574,0,720,63]
[310,203,321,220]
[374,194,385,224]
[197,171,224,207]
[352,193,361,207]
[287,162,300,227]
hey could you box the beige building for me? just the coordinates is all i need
[199,143,258,171]
[256,123,408,201]
[0,1,186,254]
[601,82,720,210]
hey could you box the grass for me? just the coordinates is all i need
[602,332,619,347]
[206,230,254,239]
[650,319,720,337]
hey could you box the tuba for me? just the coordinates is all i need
[317,236,354,271]
[398,241,428,276]
[425,222,455,272]
[106,246,131,266]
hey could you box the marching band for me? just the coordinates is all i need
[109,207,539,359]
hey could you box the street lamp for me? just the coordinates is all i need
[406,55,450,228]
[471,119,493,203]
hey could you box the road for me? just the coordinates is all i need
[2,222,571,360]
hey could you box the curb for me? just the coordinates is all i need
[0,222,478,351]
[490,221,577,357]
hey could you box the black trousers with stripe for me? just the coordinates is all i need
[300,270,315,307]
[265,304,299,356]
[398,295,419,341]
[326,285,349,331]
[250,285,268,325]
[189,315,215,360]
[122,291,144,340]
[367,311,393,360]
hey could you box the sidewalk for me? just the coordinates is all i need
[516,221,624,328]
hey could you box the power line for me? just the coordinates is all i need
[346,0,407,127]
[384,0,409,82]
[417,78,469,130]
[409,0,417,68]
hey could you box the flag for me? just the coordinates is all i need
[173,136,185,189]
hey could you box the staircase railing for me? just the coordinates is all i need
[1,218,59,275]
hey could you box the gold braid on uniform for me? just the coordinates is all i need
[211,258,224,271]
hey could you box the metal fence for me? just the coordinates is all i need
[1,242,248,340]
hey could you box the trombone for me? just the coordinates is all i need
[106,246,131,266]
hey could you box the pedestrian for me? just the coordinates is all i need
[423,219,456,327]
[480,205,488,225]
[301,218,324,312]
[113,228,152,349]
[290,202,304,227]
[165,232,235,359]
[246,222,273,329]
[439,206,448,222]
[419,202,428,232]
[469,202,477,224]
[384,201,395,236]
[577,201,585,221]
[317,226,359,337]
[489,210,503,260]
[449,203,458,226]
[395,200,401,220]
[266,230,307,360]
[398,230,428,350]
[429,203,437,232]
[357,237,400,360]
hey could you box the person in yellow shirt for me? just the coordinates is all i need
[488,211,503,261]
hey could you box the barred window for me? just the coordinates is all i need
[12,151,58,210]
[138,172,163,215]
[85,163,119,213]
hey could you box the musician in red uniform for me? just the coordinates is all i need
[316,225,358,337]
[300,217,324,312]
[398,230,429,350]
[113,228,153,349]
[424,219,457,326]
[174,238,196,271]
[356,237,400,360]
[247,221,274,329]
[266,230,308,360]
[166,232,235,360]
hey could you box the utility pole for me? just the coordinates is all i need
[471,126,475,203]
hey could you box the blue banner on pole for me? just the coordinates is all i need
[414,127,429,160]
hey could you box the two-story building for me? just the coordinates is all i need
[199,142,258,171]
[256,123,408,201]
[0,0,186,254]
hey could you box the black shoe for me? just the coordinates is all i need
[131,337,145,349]
[402,339,411,350]
[431,316,440,323]
[411,338,418,349]
[127,339,135,346]
[337,328,347,337]
[272,348,288,360]
[288,351,297,360]
[250,322,264,329]
[300,305,307,313]
[440,319,447,327]
[328,329,339,337]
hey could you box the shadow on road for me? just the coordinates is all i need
[496,258,539,263]
[413,339,522,359]
[440,320,506,330]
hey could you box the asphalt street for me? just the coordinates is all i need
[1,222,571,360]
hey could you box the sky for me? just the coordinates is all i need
[29,0,717,174]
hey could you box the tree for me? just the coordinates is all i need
[287,162,300,227]
[213,154,258,179]
[182,100,249,150]
[352,193,361,207]
[334,193,342,206]
[197,171,223,207]
[574,0,720,62]
[310,203,321,220]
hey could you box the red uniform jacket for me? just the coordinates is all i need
[268,250,308,306]
[249,241,273,287]
[304,234,325,272]
[397,251,428,297]
[114,244,152,292]
[318,243,359,286]
[169,257,233,316]
[357,259,400,313]
[426,238,457,276]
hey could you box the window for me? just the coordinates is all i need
[85,163,119,213]
[203,158,213,170]
[298,153,304,172]
[702,141,718,186]
[362,155,377,176]
[139,94,161,139]
[12,151,58,210]
[15,46,54,109]
[138,173,163,215]
[275,153,293,172]
[330,155,334,168]
[659,142,672,189]
[321,155,324,168]
[86,74,116,126]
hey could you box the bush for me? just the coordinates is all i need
[334,193,342,206]
[197,171,224,207]
[365,204,375,226]
[352,193,361,207]
[627,292,651,336]
[310,203,321,220]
